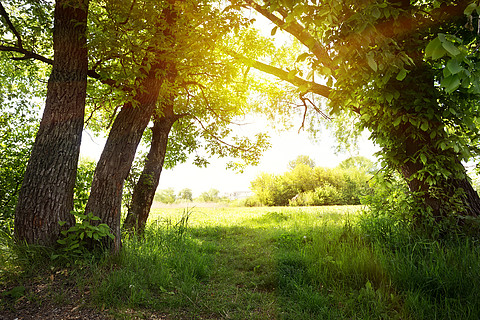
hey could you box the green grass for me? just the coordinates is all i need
[2,205,480,319]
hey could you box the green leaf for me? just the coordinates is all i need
[432,45,447,59]
[425,37,442,58]
[296,52,310,63]
[393,117,401,127]
[420,121,429,131]
[441,75,461,93]
[446,58,463,74]
[420,153,427,165]
[385,92,394,103]
[372,6,381,19]
[366,53,377,71]
[271,26,278,36]
[396,69,407,81]
[441,41,461,56]
[464,2,477,15]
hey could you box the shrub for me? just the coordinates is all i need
[53,211,114,262]
[73,158,96,213]
[154,188,176,204]
[252,160,372,206]
[0,109,38,233]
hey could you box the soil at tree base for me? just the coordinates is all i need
[0,275,170,320]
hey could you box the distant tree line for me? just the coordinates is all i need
[154,187,222,204]
[250,156,375,207]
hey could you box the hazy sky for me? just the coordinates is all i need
[79,16,380,197]
[80,122,379,197]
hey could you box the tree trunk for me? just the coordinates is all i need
[399,138,480,221]
[84,67,164,252]
[123,110,179,233]
[14,0,89,246]
[388,63,480,224]
[85,3,179,252]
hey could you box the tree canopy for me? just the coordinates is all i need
[230,0,480,232]
[3,0,480,245]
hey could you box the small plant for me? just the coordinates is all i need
[53,211,114,260]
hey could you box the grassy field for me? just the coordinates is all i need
[2,205,480,319]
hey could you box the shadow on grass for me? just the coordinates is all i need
[2,208,480,320]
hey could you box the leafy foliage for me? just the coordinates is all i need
[251,159,372,206]
[288,155,315,170]
[73,158,96,213]
[233,0,480,229]
[0,103,39,233]
[54,211,114,261]
[178,188,193,201]
[198,188,221,202]
[154,188,177,204]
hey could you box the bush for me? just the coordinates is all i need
[53,211,114,262]
[0,109,38,233]
[251,159,372,207]
[154,188,176,204]
[74,158,96,213]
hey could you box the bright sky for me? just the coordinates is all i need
[79,13,380,198]
[80,122,379,197]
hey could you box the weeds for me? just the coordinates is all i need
[2,206,480,319]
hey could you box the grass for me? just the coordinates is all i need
[2,205,480,319]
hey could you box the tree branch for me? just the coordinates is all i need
[230,51,331,98]
[300,93,331,120]
[0,45,53,64]
[0,1,23,49]
[118,0,137,25]
[242,0,334,71]
[86,69,130,91]
[192,115,256,154]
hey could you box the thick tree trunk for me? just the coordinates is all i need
[399,140,480,221]
[390,63,480,223]
[85,3,178,252]
[123,110,179,233]
[84,68,164,252]
[14,0,89,245]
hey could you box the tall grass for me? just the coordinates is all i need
[93,209,212,310]
[2,205,480,319]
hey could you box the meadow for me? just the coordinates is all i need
[2,205,480,319]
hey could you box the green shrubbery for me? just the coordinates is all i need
[250,156,373,206]
[0,109,38,233]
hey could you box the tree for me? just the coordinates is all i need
[199,189,220,202]
[178,188,193,201]
[233,0,480,232]
[339,156,377,174]
[0,0,89,245]
[288,155,315,170]
[82,0,182,251]
[251,164,370,206]
[90,1,272,236]
[154,188,176,204]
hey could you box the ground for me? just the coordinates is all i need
[0,272,169,320]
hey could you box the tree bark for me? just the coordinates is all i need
[123,109,179,233]
[14,0,89,245]
[390,64,480,222]
[85,2,178,252]
[84,66,164,252]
